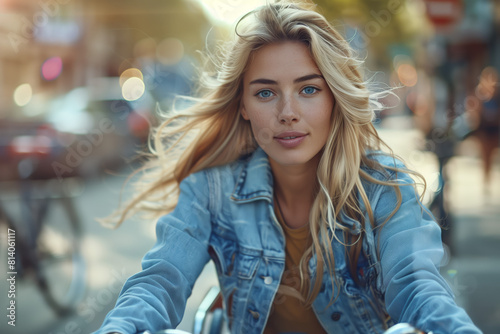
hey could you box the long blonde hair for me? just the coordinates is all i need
[106,1,425,306]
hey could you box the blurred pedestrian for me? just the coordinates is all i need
[471,66,500,196]
[409,54,480,252]
[94,2,481,334]
[408,70,456,250]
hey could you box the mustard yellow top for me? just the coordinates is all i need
[263,200,327,334]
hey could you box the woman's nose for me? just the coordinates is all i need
[278,97,299,124]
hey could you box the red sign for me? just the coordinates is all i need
[425,0,463,28]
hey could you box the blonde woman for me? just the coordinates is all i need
[95,2,481,334]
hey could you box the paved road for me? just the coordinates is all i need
[1,122,499,334]
[0,167,219,334]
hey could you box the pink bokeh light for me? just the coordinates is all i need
[41,57,63,81]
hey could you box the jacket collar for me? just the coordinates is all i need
[230,147,274,203]
[229,146,362,235]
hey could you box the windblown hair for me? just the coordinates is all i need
[105,1,425,307]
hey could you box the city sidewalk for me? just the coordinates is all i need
[378,119,500,334]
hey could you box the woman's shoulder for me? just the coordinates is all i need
[363,151,405,174]
[361,151,416,187]
[188,150,256,188]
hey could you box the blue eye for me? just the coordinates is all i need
[256,90,273,99]
[302,86,318,95]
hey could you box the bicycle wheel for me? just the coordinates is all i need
[33,181,86,316]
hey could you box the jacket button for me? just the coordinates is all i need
[331,312,342,321]
[249,309,260,320]
[263,276,273,285]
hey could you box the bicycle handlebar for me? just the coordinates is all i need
[141,323,431,334]
[142,330,191,334]
[384,323,432,334]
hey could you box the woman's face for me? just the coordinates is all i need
[241,41,335,168]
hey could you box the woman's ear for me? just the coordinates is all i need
[240,103,249,120]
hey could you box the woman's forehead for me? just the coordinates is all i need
[244,41,322,83]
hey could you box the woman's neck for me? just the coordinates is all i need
[269,154,320,228]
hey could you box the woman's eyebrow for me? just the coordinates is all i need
[248,73,324,86]
[249,78,277,85]
[294,73,324,83]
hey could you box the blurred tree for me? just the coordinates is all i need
[313,0,431,69]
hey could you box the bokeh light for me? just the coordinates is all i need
[41,56,63,81]
[157,38,185,65]
[122,77,145,101]
[397,63,418,87]
[198,0,267,25]
[13,83,33,107]
[118,58,136,77]
[475,66,498,101]
[119,68,144,87]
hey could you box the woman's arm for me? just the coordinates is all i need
[374,169,482,334]
[94,172,212,334]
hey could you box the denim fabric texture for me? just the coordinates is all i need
[95,147,482,334]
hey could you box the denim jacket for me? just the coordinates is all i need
[95,147,481,334]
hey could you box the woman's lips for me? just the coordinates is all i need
[274,132,307,148]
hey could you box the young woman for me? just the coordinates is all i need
[94,2,481,334]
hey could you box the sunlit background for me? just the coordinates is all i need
[0,0,499,333]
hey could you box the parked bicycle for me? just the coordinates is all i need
[0,120,87,316]
[0,175,86,315]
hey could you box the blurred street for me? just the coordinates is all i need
[1,1,500,333]
[379,119,500,334]
[0,117,498,334]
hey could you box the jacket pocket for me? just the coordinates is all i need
[234,247,260,280]
[209,225,261,280]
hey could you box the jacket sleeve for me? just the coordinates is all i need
[373,169,482,334]
[94,171,212,334]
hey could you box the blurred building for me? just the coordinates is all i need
[0,0,84,118]
[0,0,215,120]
